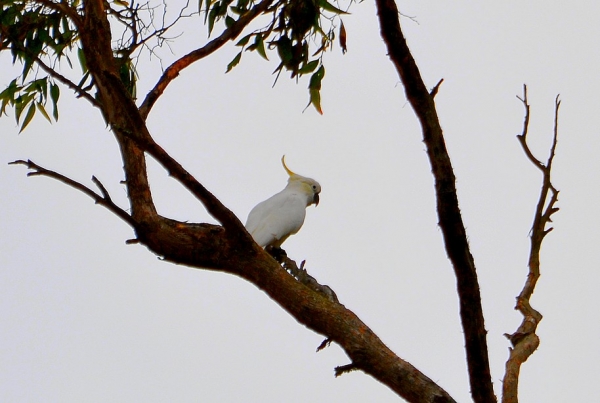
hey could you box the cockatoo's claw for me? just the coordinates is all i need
[266,245,287,262]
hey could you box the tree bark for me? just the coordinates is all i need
[374,1,496,402]
[69,0,460,401]
[502,88,559,403]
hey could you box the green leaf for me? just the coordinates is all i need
[22,57,34,81]
[255,35,268,60]
[0,80,19,117]
[203,0,212,23]
[307,65,325,114]
[50,83,60,120]
[15,94,33,123]
[19,103,36,133]
[308,65,325,90]
[277,36,293,66]
[234,0,248,13]
[36,102,51,123]
[226,52,242,73]
[308,88,322,114]
[316,0,349,15]
[207,4,219,35]
[77,72,90,89]
[77,48,88,73]
[236,34,252,47]
[225,15,235,28]
[298,59,319,75]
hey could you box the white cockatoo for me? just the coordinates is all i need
[245,156,321,248]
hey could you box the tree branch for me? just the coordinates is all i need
[138,0,276,119]
[502,87,560,403]
[269,249,339,303]
[14,1,462,401]
[143,134,253,242]
[79,0,253,242]
[9,159,136,227]
[374,1,496,402]
[33,0,83,28]
[30,51,100,107]
[154,238,459,403]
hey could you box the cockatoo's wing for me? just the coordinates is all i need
[246,190,307,248]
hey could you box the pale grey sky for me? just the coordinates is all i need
[1,1,599,402]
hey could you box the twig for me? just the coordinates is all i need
[139,0,275,119]
[32,52,100,107]
[515,85,544,172]
[502,86,560,403]
[430,78,444,98]
[9,159,136,227]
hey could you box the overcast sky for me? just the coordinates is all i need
[1,1,599,402]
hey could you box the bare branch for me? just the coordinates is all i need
[502,87,561,403]
[9,159,136,227]
[139,0,275,119]
[92,175,112,201]
[374,1,496,401]
[515,85,544,172]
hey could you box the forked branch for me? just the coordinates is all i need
[9,159,136,227]
[502,85,560,403]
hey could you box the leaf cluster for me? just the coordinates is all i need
[0,0,158,130]
[0,0,81,130]
[208,0,349,113]
[1,0,79,74]
[0,76,59,132]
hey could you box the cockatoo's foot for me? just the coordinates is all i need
[266,245,287,262]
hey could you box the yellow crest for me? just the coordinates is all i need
[281,155,296,177]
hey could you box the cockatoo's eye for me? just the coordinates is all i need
[312,185,317,191]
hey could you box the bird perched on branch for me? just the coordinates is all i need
[245,156,321,249]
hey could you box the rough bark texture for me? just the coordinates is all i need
[7,0,562,401]
[56,0,460,401]
[373,1,496,402]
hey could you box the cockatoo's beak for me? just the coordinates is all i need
[313,193,320,206]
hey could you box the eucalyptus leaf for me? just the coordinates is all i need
[19,103,36,133]
[226,52,242,73]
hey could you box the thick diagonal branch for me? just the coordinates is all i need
[502,87,560,403]
[374,1,496,402]
[78,0,249,240]
[28,1,460,401]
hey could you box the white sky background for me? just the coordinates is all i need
[1,0,599,401]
